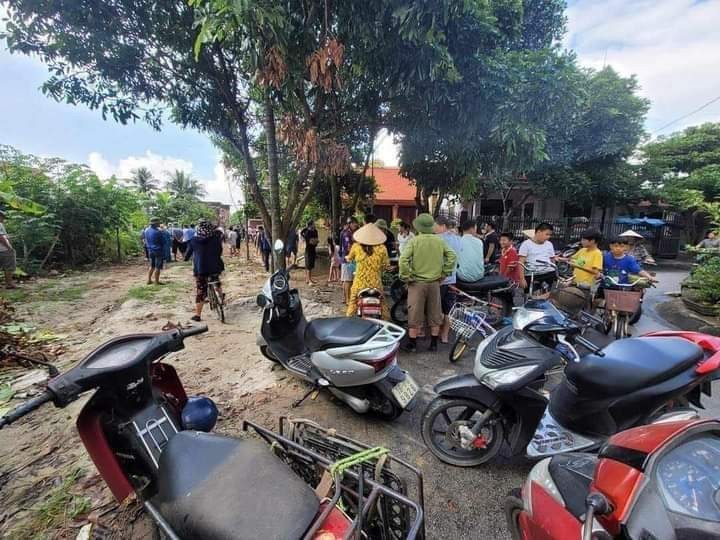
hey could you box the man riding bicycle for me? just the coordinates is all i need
[185,220,225,322]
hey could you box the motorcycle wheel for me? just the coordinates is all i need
[504,488,524,540]
[421,397,505,467]
[389,278,405,302]
[372,396,404,420]
[601,310,613,335]
[259,345,279,363]
[449,338,468,363]
[629,304,642,325]
[390,298,408,325]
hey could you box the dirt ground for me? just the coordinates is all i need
[0,251,350,539]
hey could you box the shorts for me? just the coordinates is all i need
[407,280,443,329]
[341,263,355,282]
[196,274,221,303]
[0,249,16,272]
[440,284,456,315]
[305,248,317,270]
[149,250,164,270]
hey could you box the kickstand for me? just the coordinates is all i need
[292,385,318,408]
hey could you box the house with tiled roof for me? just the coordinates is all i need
[369,167,418,224]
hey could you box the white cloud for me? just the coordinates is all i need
[86,150,241,207]
[566,0,720,135]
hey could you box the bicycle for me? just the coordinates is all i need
[447,287,499,363]
[599,275,654,339]
[207,280,225,323]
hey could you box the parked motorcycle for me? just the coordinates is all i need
[555,241,581,278]
[505,416,720,539]
[356,287,384,319]
[421,300,720,467]
[257,254,418,420]
[454,274,514,319]
[0,325,426,539]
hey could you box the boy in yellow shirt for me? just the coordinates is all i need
[559,228,603,286]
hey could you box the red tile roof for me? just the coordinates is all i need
[372,167,417,204]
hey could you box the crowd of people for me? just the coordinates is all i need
[137,212,716,331]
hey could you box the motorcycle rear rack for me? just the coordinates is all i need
[243,417,425,540]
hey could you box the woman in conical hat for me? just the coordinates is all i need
[619,229,655,264]
[345,223,390,318]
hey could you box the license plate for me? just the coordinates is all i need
[391,375,419,409]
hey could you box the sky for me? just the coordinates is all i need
[2,0,720,207]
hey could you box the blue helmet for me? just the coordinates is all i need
[181,396,218,432]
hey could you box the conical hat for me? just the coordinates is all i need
[353,223,387,246]
[619,229,644,239]
[522,229,535,238]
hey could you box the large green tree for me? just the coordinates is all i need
[641,123,720,240]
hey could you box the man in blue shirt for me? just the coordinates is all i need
[457,220,485,282]
[145,217,167,285]
[435,216,462,346]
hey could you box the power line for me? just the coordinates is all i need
[654,94,720,134]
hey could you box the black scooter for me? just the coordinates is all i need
[421,300,719,467]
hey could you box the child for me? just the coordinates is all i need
[559,228,603,287]
[603,237,657,284]
[499,232,522,285]
[327,237,341,284]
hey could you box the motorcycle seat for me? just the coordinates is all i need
[305,317,380,351]
[153,431,319,539]
[566,337,703,396]
[548,453,598,518]
[455,275,510,293]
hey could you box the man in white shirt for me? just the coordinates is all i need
[518,222,556,290]
[0,210,17,289]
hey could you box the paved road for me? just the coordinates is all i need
[290,268,719,539]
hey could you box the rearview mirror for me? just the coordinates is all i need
[256,294,268,307]
[274,239,284,251]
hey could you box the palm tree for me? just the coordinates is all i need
[166,170,206,198]
[130,167,159,194]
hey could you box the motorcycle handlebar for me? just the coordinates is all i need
[0,390,54,429]
[179,324,208,338]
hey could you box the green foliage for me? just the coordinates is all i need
[0,146,216,271]
[9,467,91,540]
[165,170,207,198]
[130,167,159,194]
[690,257,720,304]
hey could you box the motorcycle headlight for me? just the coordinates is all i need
[481,364,538,389]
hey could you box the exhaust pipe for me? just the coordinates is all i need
[328,388,370,414]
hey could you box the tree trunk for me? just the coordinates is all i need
[264,94,284,270]
[600,207,607,230]
[351,125,378,213]
[330,175,339,242]
[39,235,60,272]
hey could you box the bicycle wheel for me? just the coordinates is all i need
[209,284,225,323]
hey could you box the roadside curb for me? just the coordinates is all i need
[656,298,720,335]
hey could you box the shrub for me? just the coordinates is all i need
[692,258,720,304]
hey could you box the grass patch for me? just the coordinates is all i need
[126,281,186,304]
[126,284,162,301]
[10,467,91,540]
[0,288,29,303]
[38,286,84,302]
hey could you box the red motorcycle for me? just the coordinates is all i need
[506,415,720,539]
[0,325,425,539]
